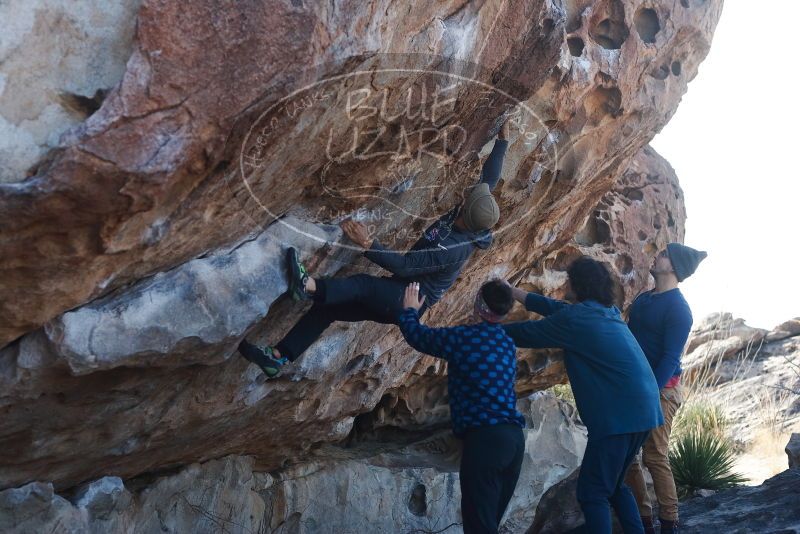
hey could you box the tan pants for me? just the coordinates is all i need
[625,385,683,521]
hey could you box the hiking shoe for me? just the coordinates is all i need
[286,247,310,301]
[238,339,287,378]
[659,519,679,534]
[641,516,656,534]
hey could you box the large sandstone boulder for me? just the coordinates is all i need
[0,0,720,346]
[0,1,726,532]
[0,143,688,491]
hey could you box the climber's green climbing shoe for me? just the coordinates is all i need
[287,247,310,301]
[238,339,287,378]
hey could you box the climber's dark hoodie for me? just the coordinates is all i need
[364,139,507,305]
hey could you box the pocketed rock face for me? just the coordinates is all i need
[0,0,720,514]
[0,0,567,345]
[0,393,585,534]
[0,0,721,346]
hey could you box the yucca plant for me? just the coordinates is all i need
[669,430,747,498]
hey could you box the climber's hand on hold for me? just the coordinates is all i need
[403,282,426,311]
[498,118,510,141]
[340,219,372,249]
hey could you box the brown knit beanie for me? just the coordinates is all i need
[463,183,500,232]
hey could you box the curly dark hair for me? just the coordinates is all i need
[567,256,617,307]
[480,280,514,316]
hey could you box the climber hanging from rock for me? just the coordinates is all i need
[238,120,511,378]
[398,280,524,534]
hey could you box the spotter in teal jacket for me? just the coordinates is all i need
[502,292,663,440]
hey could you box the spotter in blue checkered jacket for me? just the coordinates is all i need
[397,280,524,534]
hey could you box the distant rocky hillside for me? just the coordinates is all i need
[683,313,800,449]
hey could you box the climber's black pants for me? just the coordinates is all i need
[276,274,427,361]
[460,424,526,534]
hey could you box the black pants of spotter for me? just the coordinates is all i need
[276,274,427,361]
[460,424,525,534]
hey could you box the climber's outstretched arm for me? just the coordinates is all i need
[364,241,446,277]
[397,282,455,359]
[479,121,510,191]
[341,219,447,278]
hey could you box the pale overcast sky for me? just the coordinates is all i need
[651,0,800,330]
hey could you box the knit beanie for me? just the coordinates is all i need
[463,183,500,232]
[666,243,708,282]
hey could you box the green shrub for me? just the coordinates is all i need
[669,430,747,498]
[549,383,575,405]
[672,402,728,440]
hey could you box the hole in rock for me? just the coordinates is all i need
[671,61,682,76]
[638,230,648,241]
[567,37,585,57]
[615,254,633,275]
[680,0,690,7]
[634,8,660,43]
[584,86,622,123]
[589,0,629,50]
[591,19,628,49]
[24,148,60,179]
[542,18,556,34]
[650,64,670,80]
[624,188,644,201]
[59,88,108,118]
[667,212,675,227]
[548,66,564,82]
[565,0,592,32]
[342,393,435,447]
[574,215,611,246]
[408,483,427,516]
[550,247,584,271]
